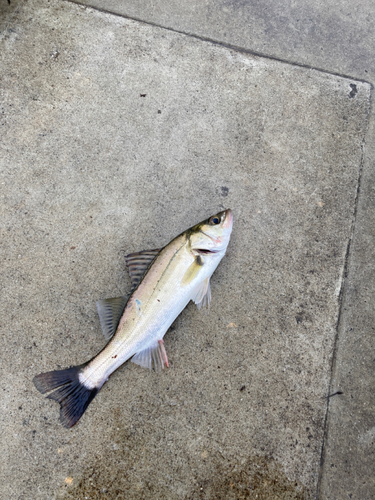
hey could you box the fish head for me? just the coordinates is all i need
[188,209,233,256]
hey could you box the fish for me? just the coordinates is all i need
[33,209,233,428]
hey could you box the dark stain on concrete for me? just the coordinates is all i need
[185,455,306,499]
[58,414,306,500]
[349,83,358,98]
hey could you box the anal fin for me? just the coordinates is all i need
[131,339,169,372]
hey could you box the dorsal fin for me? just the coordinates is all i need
[96,296,128,340]
[125,248,161,290]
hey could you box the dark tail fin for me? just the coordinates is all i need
[33,366,98,428]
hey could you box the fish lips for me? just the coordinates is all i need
[222,208,233,230]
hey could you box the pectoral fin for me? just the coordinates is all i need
[131,339,169,371]
[181,255,204,287]
[192,277,211,309]
[125,249,161,290]
[96,296,128,340]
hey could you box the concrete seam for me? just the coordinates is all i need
[4,1,372,495]
[59,1,373,496]
[65,0,373,87]
[315,85,374,499]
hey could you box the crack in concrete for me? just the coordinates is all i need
[65,0,373,87]
[316,84,373,499]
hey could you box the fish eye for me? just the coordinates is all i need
[209,216,221,225]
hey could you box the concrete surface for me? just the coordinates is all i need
[319,118,375,500]
[0,1,373,500]
[66,0,373,81]
[64,2,375,499]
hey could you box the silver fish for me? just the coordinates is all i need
[33,209,233,427]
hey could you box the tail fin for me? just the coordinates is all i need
[33,366,98,428]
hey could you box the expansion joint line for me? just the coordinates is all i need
[316,85,373,499]
[66,0,373,86]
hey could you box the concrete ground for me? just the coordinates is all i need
[0,0,373,499]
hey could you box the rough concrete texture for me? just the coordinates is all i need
[0,1,372,500]
[65,2,375,499]
[69,0,374,82]
[318,117,375,500]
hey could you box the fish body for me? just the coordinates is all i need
[33,209,233,427]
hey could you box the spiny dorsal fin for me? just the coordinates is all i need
[192,277,211,309]
[125,249,160,290]
[96,296,128,340]
[131,339,169,372]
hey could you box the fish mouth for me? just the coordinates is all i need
[196,248,220,255]
[222,209,233,229]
